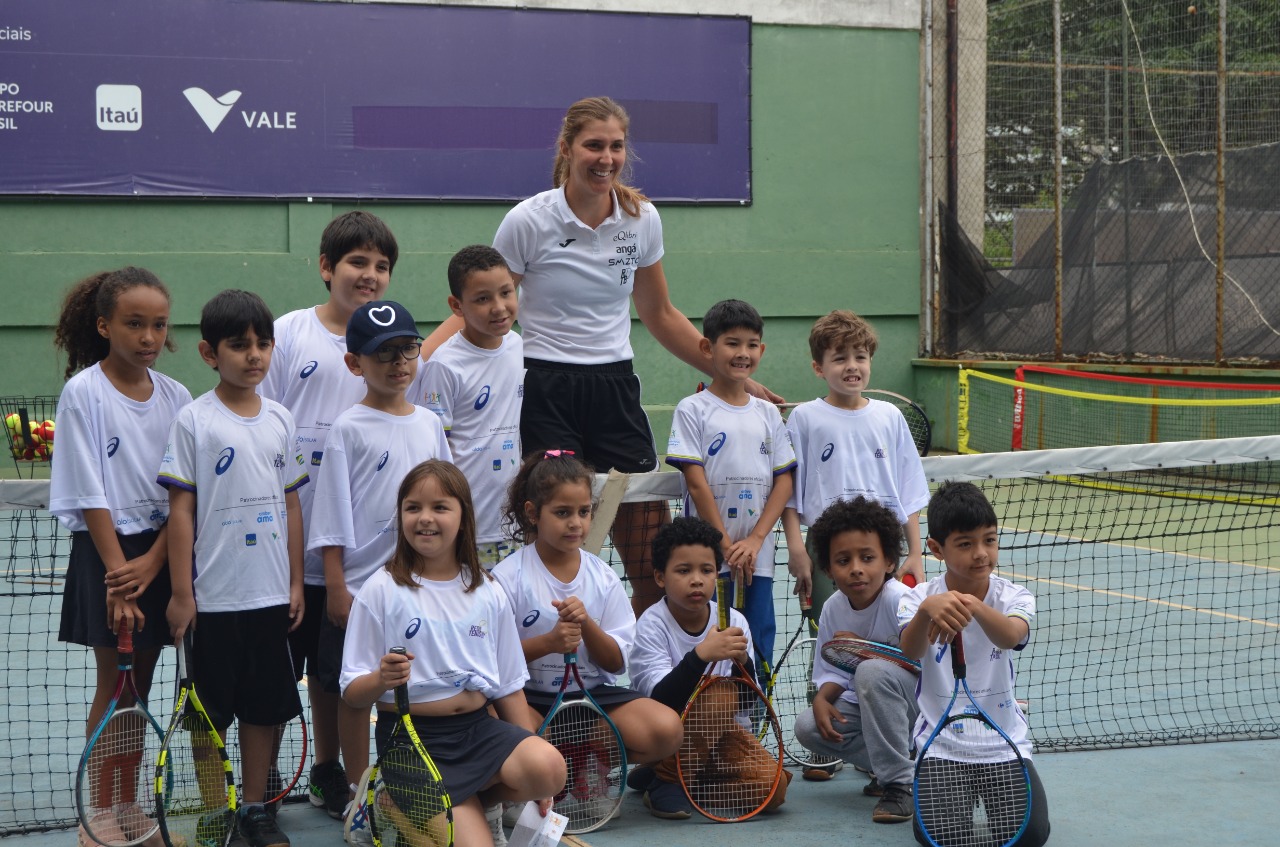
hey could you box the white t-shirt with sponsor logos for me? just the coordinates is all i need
[411,331,523,544]
[50,364,192,534]
[786,397,929,526]
[157,391,309,612]
[666,391,797,578]
[812,578,911,706]
[491,545,636,693]
[306,404,450,598]
[259,306,368,586]
[896,575,1036,761]
[341,567,529,706]
[629,599,754,698]
[493,187,663,365]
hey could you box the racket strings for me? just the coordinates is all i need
[541,702,624,831]
[770,638,833,766]
[373,732,451,847]
[679,677,783,821]
[918,717,1031,847]
[157,711,234,847]
[81,708,162,846]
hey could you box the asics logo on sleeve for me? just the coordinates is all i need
[820,443,835,462]
[405,618,422,639]
[708,432,727,456]
[215,447,235,475]
[376,451,389,471]
[474,385,491,410]
[299,360,318,379]
[523,611,541,627]
[106,436,121,458]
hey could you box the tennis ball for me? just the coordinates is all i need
[33,443,50,461]
[26,421,43,445]
[4,413,19,437]
[37,421,55,443]
[10,445,21,460]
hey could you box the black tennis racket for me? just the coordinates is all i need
[677,578,784,823]
[75,621,166,847]
[370,646,454,847]
[759,592,839,768]
[863,389,932,457]
[155,632,236,847]
[536,652,627,833]
[914,633,1032,847]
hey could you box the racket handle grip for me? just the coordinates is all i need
[117,619,133,654]
[950,632,967,680]
[799,591,812,611]
[715,578,730,631]
[390,646,410,714]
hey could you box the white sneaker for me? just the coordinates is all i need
[343,765,376,846]
[485,803,507,847]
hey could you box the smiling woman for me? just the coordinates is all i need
[425,96,778,616]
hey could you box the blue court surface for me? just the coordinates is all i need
[13,739,1279,846]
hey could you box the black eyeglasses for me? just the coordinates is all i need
[372,342,422,363]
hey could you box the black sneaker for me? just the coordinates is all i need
[308,760,348,819]
[643,781,692,820]
[626,765,656,792]
[862,776,884,797]
[239,805,290,847]
[871,783,913,824]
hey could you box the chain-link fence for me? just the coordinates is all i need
[927,0,1280,364]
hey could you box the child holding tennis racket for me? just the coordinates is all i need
[793,497,921,823]
[897,481,1050,846]
[630,517,792,820]
[492,451,684,800]
[160,289,310,847]
[52,267,193,847]
[341,460,566,845]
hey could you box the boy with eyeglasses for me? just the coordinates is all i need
[305,300,449,844]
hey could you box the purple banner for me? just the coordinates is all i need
[0,1,751,202]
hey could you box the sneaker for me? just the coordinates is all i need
[626,764,656,792]
[871,783,913,824]
[642,781,692,820]
[265,766,283,819]
[343,796,373,846]
[484,803,507,847]
[802,760,843,781]
[196,811,231,847]
[862,776,884,797]
[308,760,348,820]
[239,804,290,847]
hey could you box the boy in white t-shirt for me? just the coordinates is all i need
[792,497,919,824]
[782,309,928,619]
[665,299,795,689]
[258,210,399,819]
[630,517,791,819]
[305,299,450,838]
[897,481,1050,847]
[160,290,309,847]
[412,245,523,568]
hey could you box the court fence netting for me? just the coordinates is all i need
[4,436,1280,834]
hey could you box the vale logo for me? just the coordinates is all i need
[183,88,242,132]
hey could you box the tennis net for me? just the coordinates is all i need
[959,367,1280,453]
[4,436,1280,833]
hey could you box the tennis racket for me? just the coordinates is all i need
[761,592,840,768]
[370,646,454,847]
[75,622,167,847]
[914,633,1032,847]
[536,653,627,833]
[155,632,236,847]
[226,710,308,812]
[821,636,922,675]
[863,389,932,457]
[677,578,785,822]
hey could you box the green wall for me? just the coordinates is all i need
[1,24,923,443]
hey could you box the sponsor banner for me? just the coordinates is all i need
[0,1,750,201]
